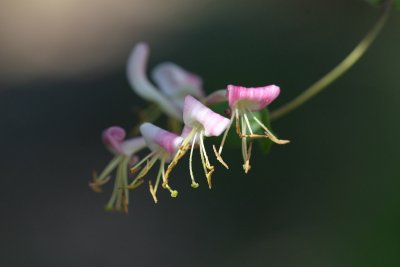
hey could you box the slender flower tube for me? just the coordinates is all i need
[164,95,231,189]
[213,85,289,173]
[128,123,183,203]
[89,126,147,213]
[152,62,204,109]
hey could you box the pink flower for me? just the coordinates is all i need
[227,84,281,111]
[214,85,289,173]
[127,42,204,120]
[90,126,147,213]
[152,63,204,109]
[128,123,183,203]
[164,95,231,189]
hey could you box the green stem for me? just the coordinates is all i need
[270,0,392,121]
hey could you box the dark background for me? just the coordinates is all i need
[1,0,400,266]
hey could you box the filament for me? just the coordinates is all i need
[218,112,235,155]
[130,151,156,173]
[149,158,165,203]
[164,127,197,184]
[247,108,289,144]
[189,132,199,188]
[243,111,254,135]
[97,156,123,182]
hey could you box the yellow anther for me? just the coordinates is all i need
[170,190,178,198]
[149,181,158,204]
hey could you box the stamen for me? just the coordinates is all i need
[212,145,229,169]
[128,179,143,190]
[105,157,129,213]
[115,169,123,212]
[128,154,158,188]
[244,141,253,174]
[240,113,250,171]
[89,172,111,193]
[149,159,164,204]
[199,131,212,169]
[199,131,215,189]
[189,132,199,188]
[199,138,209,180]
[164,128,196,186]
[218,112,235,155]
[243,111,254,135]
[161,166,178,198]
[89,156,122,192]
[235,108,241,136]
[130,151,156,173]
[247,108,290,144]
[121,158,130,213]
[213,112,235,169]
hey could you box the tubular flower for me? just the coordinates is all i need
[89,126,146,213]
[213,85,290,173]
[164,95,231,189]
[127,42,204,121]
[152,62,204,109]
[128,123,183,203]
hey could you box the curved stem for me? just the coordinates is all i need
[270,0,392,121]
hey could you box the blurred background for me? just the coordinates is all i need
[1,0,400,266]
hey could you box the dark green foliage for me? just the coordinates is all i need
[365,0,400,9]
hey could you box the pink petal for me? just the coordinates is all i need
[102,126,126,154]
[152,63,204,109]
[183,95,230,137]
[140,123,183,155]
[227,84,280,111]
[102,126,146,156]
[181,125,193,139]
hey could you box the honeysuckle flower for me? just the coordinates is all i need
[89,126,147,213]
[213,84,290,173]
[127,42,204,121]
[164,95,231,189]
[128,122,183,203]
[152,62,204,109]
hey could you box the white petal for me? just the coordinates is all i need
[183,95,230,137]
[120,137,147,157]
[126,43,182,120]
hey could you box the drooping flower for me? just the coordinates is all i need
[89,126,147,213]
[164,95,231,189]
[127,42,204,121]
[213,84,289,173]
[127,122,183,203]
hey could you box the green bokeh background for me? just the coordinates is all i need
[1,0,399,266]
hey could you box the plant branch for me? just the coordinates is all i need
[270,0,393,121]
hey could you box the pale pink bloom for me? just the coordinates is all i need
[165,95,230,189]
[90,126,147,213]
[152,62,204,109]
[127,42,204,120]
[214,85,289,173]
[128,123,183,203]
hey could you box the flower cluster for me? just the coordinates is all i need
[90,43,289,212]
